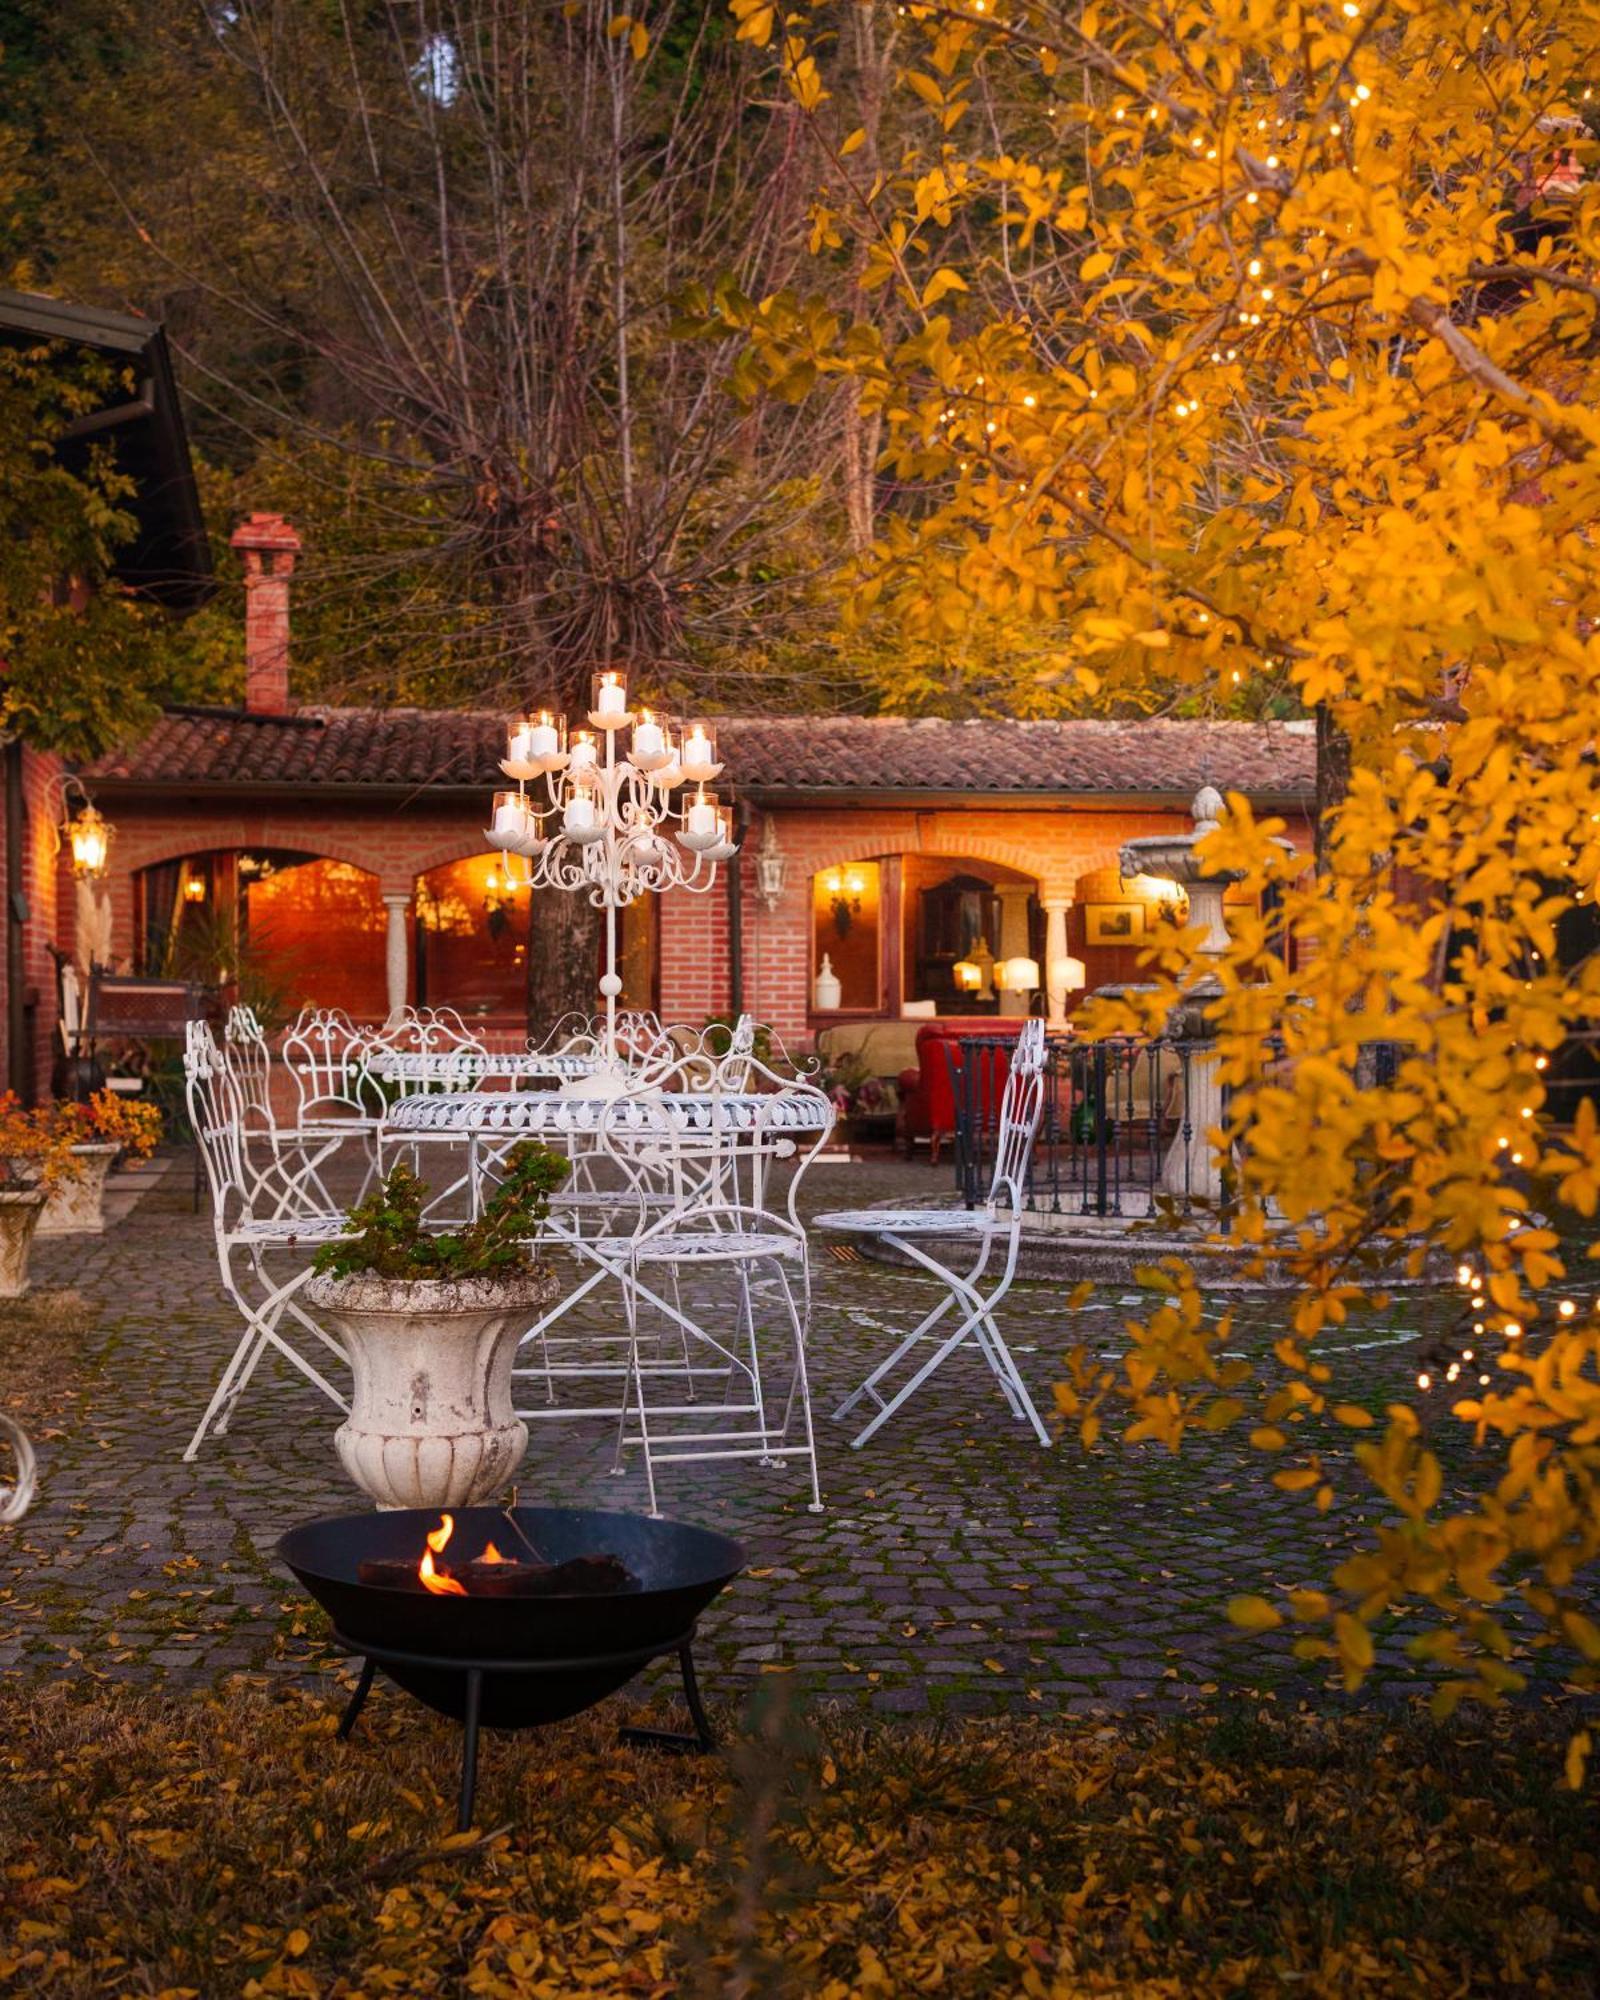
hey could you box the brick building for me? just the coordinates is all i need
[72,520,1316,1053]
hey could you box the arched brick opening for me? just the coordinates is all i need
[132,847,390,1023]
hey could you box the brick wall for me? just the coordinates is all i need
[0,744,67,1102]
[84,787,1315,1047]
[665,799,1318,1049]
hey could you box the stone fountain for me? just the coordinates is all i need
[1118,784,1241,1206]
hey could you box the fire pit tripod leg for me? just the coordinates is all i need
[459,1668,484,1832]
[619,1642,718,1754]
[337,1656,378,1740]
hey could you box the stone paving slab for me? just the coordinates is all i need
[0,1145,1576,1721]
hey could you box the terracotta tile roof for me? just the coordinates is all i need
[86,708,1315,802]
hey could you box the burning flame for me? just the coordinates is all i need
[418,1513,467,1598]
[480,1541,510,1565]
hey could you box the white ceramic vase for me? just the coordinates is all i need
[0,1188,46,1299]
[303,1267,558,1510]
[35,1143,120,1237]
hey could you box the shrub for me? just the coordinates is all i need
[311,1144,570,1283]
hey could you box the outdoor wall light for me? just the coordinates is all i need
[182,866,208,904]
[753,817,788,912]
[66,802,113,881]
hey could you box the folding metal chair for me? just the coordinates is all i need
[816,1017,1052,1448]
[182,1021,352,1461]
[590,1050,834,1514]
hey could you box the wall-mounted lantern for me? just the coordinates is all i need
[753,817,788,912]
[65,802,113,881]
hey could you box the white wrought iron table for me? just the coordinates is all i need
[367,1049,602,1088]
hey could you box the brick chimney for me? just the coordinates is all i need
[230,512,301,715]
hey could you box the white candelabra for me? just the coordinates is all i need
[487,669,738,1083]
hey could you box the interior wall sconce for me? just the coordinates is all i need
[483,864,512,939]
[182,865,208,904]
[754,817,788,912]
[820,865,866,936]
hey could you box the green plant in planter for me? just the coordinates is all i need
[312,1143,570,1283]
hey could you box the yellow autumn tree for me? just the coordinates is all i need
[699,0,1600,1747]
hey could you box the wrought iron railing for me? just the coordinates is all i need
[948,1033,1201,1219]
[948,1031,1409,1221]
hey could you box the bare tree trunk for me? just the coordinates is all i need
[1314,702,1351,870]
[526,890,603,1037]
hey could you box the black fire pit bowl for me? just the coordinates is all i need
[277,1505,744,1734]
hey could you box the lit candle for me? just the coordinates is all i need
[492,793,526,840]
[527,712,559,760]
[569,732,598,771]
[681,725,714,777]
[632,708,665,763]
[507,719,533,765]
[594,673,627,718]
[685,789,717,839]
[564,793,596,835]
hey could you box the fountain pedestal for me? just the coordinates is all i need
[1120,787,1240,1206]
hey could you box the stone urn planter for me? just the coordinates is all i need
[303,1266,559,1510]
[33,1142,121,1237]
[0,1186,47,1299]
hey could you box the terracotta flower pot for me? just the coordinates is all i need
[0,1187,47,1299]
[34,1143,121,1237]
[303,1266,559,1510]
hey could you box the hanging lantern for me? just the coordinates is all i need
[66,804,112,880]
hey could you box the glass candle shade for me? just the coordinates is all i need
[589,669,631,729]
[678,721,721,783]
[630,707,671,771]
[678,787,724,851]
[487,790,542,857]
[568,730,599,774]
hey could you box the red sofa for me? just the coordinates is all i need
[895,1018,1027,1164]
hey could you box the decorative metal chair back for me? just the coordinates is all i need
[536,1011,600,1058]
[405,1005,487,1056]
[184,1019,253,1219]
[363,1006,487,1097]
[224,1004,276,1134]
[280,1007,380,1125]
[985,1018,1047,1213]
[599,1043,832,1238]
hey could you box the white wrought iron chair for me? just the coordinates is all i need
[223,1003,277,1136]
[816,1017,1052,1449]
[509,1015,764,1422]
[585,1047,835,1514]
[278,1006,388,1192]
[182,1021,353,1461]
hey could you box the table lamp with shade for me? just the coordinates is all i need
[997,955,1040,1009]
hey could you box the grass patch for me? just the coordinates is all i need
[2,1681,1596,1995]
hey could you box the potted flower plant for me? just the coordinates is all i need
[26,1092,164,1237]
[0,1098,80,1298]
[305,1143,570,1510]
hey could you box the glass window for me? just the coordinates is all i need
[244,856,388,1018]
[414,854,528,1020]
[812,861,881,1011]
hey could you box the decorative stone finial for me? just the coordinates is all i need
[1191,784,1224,830]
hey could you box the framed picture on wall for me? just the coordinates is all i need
[1084,902,1145,945]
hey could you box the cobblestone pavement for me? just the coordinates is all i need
[0,1146,1571,1722]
